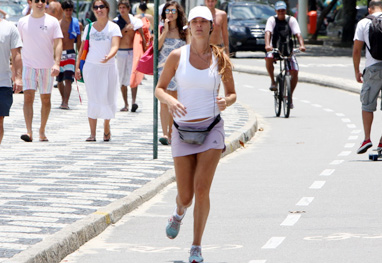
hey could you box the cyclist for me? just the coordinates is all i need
[264,1,305,109]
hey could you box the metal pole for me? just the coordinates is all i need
[153,0,159,159]
[298,0,308,39]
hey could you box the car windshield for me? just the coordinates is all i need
[231,5,275,21]
[1,4,23,16]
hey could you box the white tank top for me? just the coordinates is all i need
[174,45,221,122]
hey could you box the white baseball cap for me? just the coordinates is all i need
[187,6,213,22]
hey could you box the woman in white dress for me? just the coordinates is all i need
[75,0,121,142]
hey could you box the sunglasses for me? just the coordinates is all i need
[34,0,46,3]
[165,8,177,14]
[93,4,106,10]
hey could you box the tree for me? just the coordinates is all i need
[311,0,339,40]
[341,0,357,42]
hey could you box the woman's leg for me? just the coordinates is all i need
[104,119,111,141]
[192,149,221,246]
[87,117,97,140]
[173,154,197,215]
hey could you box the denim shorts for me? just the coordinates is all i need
[360,62,382,112]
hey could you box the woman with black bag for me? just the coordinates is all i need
[155,6,236,263]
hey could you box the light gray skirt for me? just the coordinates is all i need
[171,117,225,158]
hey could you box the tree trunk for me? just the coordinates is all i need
[311,0,338,40]
[341,0,357,42]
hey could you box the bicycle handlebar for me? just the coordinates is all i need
[272,48,301,59]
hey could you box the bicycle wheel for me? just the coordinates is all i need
[274,76,282,117]
[283,75,291,118]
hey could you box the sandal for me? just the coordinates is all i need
[103,132,111,142]
[86,136,96,142]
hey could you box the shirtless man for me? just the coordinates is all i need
[204,0,229,54]
[47,0,63,20]
[57,0,81,109]
[113,0,146,112]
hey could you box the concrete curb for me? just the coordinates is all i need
[233,64,361,95]
[7,101,258,263]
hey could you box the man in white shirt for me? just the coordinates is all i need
[18,0,63,142]
[353,0,382,154]
[264,1,305,108]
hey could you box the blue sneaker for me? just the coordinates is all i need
[189,246,203,263]
[166,215,182,239]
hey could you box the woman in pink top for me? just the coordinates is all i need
[155,6,236,263]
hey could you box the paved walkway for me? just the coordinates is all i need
[0,75,257,263]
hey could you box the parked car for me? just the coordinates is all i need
[220,1,276,56]
[0,1,24,26]
[326,5,368,39]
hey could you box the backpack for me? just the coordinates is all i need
[366,14,382,60]
[272,16,293,56]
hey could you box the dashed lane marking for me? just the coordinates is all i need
[296,197,314,206]
[330,160,344,165]
[280,214,301,226]
[320,169,335,176]
[338,151,351,156]
[261,237,286,249]
[309,181,326,189]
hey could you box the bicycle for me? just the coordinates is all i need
[273,48,300,118]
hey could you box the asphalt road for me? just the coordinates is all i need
[60,71,382,263]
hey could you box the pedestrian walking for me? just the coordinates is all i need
[264,0,306,109]
[353,0,382,154]
[135,2,154,32]
[75,0,121,142]
[47,0,63,20]
[0,17,23,145]
[204,0,229,54]
[155,6,236,263]
[113,0,146,112]
[57,0,81,110]
[158,1,188,145]
[17,0,63,142]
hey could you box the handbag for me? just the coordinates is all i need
[136,44,153,75]
[78,21,93,83]
[173,115,221,145]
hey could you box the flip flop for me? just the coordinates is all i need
[131,103,138,112]
[159,137,169,145]
[86,137,96,142]
[120,107,129,112]
[21,134,33,142]
[59,105,70,110]
[39,137,49,142]
[269,85,277,91]
[103,132,111,142]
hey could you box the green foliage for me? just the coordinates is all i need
[357,0,368,6]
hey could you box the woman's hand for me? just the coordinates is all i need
[164,18,170,32]
[216,96,227,111]
[167,97,187,118]
[75,68,82,80]
[101,55,109,63]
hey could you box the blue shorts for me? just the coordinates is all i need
[0,87,13,116]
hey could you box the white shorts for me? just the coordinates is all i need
[116,49,133,87]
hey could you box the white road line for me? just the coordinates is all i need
[259,89,269,92]
[338,151,351,156]
[347,124,357,129]
[351,129,362,134]
[300,100,311,103]
[309,181,326,189]
[261,237,286,249]
[248,260,267,263]
[244,85,255,88]
[296,197,314,206]
[348,135,358,140]
[312,104,322,108]
[341,118,351,123]
[330,160,344,165]
[336,113,345,117]
[320,169,335,176]
[280,214,301,226]
[345,143,355,148]
[324,108,334,112]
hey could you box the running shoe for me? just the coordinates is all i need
[357,139,372,154]
[377,142,382,151]
[166,215,182,239]
[189,246,203,263]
